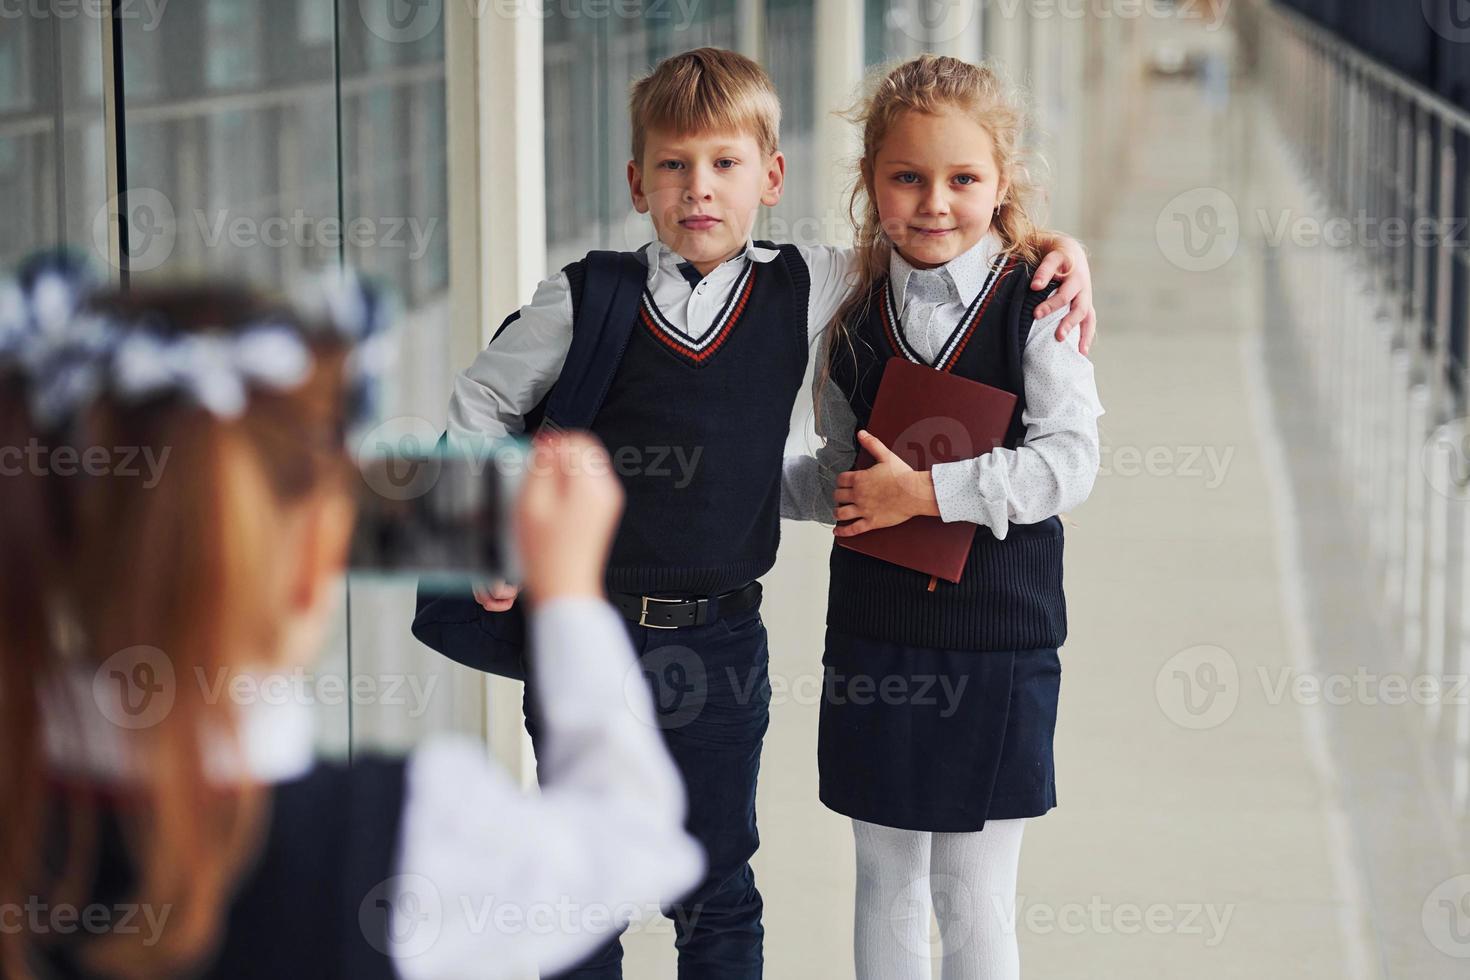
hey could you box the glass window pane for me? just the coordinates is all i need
[117,0,351,752]
[0,8,108,269]
[338,1,467,755]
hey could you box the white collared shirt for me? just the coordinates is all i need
[44,598,704,980]
[447,238,860,442]
[782,232,1104,536]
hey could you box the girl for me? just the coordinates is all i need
[782,56,1103,979]
[0,256,703,979]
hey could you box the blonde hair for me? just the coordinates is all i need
[628,47,781,163]
[0,283,356,979]
[817,55,1054,431]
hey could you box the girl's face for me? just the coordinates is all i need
[870,106,1009,270]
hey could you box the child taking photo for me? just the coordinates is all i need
[0,256,702,979]
[783,55,1104,980]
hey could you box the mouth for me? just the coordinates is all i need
[679,215,721,231]
[911,227,956,239]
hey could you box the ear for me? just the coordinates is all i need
[996,175,1011,210]
[760,150,786,208]
[627,159,650,214]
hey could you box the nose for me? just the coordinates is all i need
[683,164,714,203]
[918,183,948,217]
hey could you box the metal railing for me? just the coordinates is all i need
[1254,1,1470,811]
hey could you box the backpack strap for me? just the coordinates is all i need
[411,249,646,679]
[539,249,648,432]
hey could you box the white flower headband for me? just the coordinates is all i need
[0,252,396,436]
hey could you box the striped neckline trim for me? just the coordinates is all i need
[639,259,756,365]
[881,254,1014,373]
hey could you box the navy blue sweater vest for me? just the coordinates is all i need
[591,244,810,596]
[35,757,407,979]
[826,257,1068,651]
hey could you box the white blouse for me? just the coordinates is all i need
[44,597,704,980]
[781,232,1104,537]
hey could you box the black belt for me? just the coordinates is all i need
[611,582,762,629]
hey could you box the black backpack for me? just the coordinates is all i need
[409,250,647,679]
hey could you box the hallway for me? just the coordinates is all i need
[617,31,1463,980]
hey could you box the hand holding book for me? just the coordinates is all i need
[832,429,941,537]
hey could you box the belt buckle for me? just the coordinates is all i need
[638,595,681,629]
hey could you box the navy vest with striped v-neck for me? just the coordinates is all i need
[589,242,810,597]
[826,255,1067,652]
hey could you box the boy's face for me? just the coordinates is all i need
[628,128,784,276]
[869,106,1009,270]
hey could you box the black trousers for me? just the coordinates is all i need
[523,601,771,979]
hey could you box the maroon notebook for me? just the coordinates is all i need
[836,358,1018,583]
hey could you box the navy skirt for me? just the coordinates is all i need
[817,628,1061,833]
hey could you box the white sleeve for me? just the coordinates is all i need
[446,272,575,445]
[390,598,705,980]
[795,244,862,349]
[929,304,1103,537]
[781,327,858,525]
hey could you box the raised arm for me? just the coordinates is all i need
[393,435,705,980]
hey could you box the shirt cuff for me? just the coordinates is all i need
[931,457,1012,539]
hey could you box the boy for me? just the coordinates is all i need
[445,48,1095,979]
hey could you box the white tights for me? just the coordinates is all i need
[852,817,1027,980]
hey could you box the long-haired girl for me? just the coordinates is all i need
[783,55,1104,979]
[0,256,701,979]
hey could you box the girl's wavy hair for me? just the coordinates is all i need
[815,55,1053,431]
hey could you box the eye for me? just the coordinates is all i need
[894,172,921,185]
[953,174,979,186]
[715,158,738,170]
[659,160,685,171]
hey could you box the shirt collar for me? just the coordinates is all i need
[642,237,781,287]
[43,664,316,786]
[889,231,1004,314]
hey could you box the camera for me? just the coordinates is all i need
[349,436,529,585]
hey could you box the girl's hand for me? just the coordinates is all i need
[1031,234,1097,356]
[516,432,624,606]
[832,430,940,537]
[473,580,519,612]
